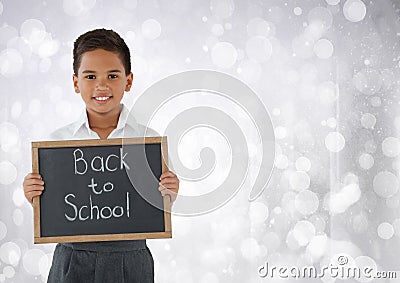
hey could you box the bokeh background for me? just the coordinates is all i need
[1,0,400,282]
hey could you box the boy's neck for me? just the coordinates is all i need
[87,105,122,138]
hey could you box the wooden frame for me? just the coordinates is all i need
[32,137,171,244]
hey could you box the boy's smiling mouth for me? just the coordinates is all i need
[93,96,112,102]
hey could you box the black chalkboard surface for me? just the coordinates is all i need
[31,137,171,244]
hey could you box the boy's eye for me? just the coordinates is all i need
[85,75,96,79]
[108,74,118,79]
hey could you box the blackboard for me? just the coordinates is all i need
[31,137,171,244]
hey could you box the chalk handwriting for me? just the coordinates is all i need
[73,148,130,175]
[87,178,115,194]
[64,192,130,221]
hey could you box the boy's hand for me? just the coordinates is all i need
[23,173,44,205]
[158,171,179,203]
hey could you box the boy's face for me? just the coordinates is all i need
[73,48,133,118]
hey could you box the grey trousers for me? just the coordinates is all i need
[47,240,154,283]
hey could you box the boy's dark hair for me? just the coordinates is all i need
[73,28,131,75]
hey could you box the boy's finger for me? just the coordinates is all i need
[24,179,44,186]
[159,186,178,192]
[160,171,177,180]
[159,179,178,185]
[24,189,44,197]
[158,185,178,192]
[23,184,44,192]
[164,185,179,191]
[26,185,44,192]
[158,183,178,190]
[25,173,42,180]
[25,190,44,196]
[25,189,43,196]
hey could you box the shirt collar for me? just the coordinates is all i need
[117,104,140,133]
[72,111,90,137]
[71,104,140,137]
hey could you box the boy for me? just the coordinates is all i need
[23,28,179,282]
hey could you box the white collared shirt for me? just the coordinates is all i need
[50,104,158,140]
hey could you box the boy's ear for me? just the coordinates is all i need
[72,74,80,93]
[125,72,133,92]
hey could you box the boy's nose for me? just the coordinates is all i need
[96,78,109,90]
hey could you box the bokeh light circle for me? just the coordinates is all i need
[62,0,96,17]
[343,0,367,22]
[377,222,394,240]
[295,156,311,172]
[358,153,374,170]
[308,7,333,31]
[0,161,17,186]
[20,19,46,45]
[3,266,15,279]
[23,249,46,276]
[0,242,21,266]
[245,36,272,62]
[309,215,326,233]
[13,209,24,226]
[0,49,24,78]
[382,137,400,158]
[274,126,287,139]
[142,19,162,40]
[326,0,340,5]
[373,171,399,198]
[393,218,400,237]
[0,25,18,45]
[327,117,337,128]
[240,237,260,260]
[0,221,7,241]
[249,201,269,223]
[294,7,302,16]
[211,42,238,68]
[354,256,377,283]
[0,122,20,152]
[318,81,338,104]
[39,253,53,280]
[210,0,235,19]
[360,113,376,129]
[13,189,26,207]
[7,37,32,59]
[307,234,328,260]
[211,24,224,37]
[286,230,301,250]
[293,220,316,246]
[295,190,319,215]
[325,132,345,152]
[314,38,334,59]
[275,154,289,169]
[290,171,311,191]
